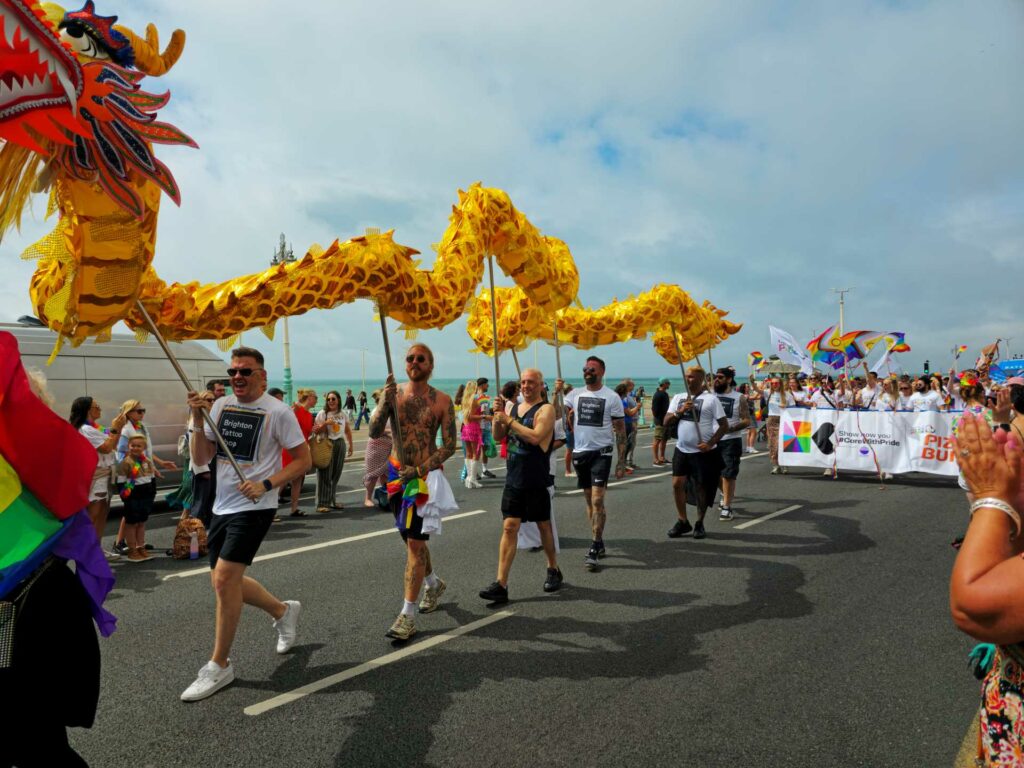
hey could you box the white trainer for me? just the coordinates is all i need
[273,600,302,654]
[180,660,234,702]
[419,577,447,613]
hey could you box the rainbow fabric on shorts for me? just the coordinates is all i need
[385,456,429,533]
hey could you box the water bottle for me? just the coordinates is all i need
[189,530,199,560]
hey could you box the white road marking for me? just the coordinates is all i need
[733,504,803,529]
[563,471,672,495]
[161,509,490,581]
[243,610,515,716]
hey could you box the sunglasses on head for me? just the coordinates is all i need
[227,367,258,378]
[406,354,427,364]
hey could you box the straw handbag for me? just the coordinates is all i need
[310,434,333,469]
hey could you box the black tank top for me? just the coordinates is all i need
[506,403,551,489]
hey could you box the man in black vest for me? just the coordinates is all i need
[479,368,563,603]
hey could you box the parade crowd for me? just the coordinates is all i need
[53,344,1024,767]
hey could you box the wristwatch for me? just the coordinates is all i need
[262,478,273,492]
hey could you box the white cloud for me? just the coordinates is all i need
[2,0,1023,382]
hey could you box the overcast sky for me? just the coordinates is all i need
[2,0,1022,381]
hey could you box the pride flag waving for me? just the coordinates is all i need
[748,351,766,370]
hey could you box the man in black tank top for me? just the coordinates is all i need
[479,368,563,603]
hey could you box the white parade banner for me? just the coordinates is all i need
[777,408,958,477]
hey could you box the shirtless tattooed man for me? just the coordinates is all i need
[370,343,457,641]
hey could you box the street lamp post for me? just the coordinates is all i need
[829,287,853,336]
[361,348,366,394]
[272,233,297,404]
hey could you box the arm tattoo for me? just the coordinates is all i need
[368,402,390,439]
[424,399,457,472]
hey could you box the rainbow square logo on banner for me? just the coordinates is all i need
[783,421,812,453]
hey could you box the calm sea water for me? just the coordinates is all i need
[267,376,675,401]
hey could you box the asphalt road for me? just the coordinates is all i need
[68,431,979,767]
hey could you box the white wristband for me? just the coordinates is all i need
[970,497,1021,537]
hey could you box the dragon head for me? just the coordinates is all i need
[0,0,83,150]
[0,1,194,225]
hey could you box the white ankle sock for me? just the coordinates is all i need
[402,600,418,616]
[424,572,439,588]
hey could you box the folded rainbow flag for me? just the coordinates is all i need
[748,351,765,369]
[385,455,429,534]
[0,331,100,600]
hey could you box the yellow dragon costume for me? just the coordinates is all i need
[0,0,737,362]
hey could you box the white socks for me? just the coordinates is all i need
[402,599,418,616]
[424,572,439,588]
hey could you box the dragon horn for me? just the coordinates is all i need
[114,23,186,76]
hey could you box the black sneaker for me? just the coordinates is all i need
[584,547,600,571]
[112,541,129,556]
[543,568,563,592]
[667,520,693,538]
[594,541,607,559]
[693,521,707,539]
[481,469,497,479]
[479,581,509,603]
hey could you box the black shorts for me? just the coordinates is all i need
[672,447,725,480]
[501,485,552,523]
[572,447,613,489]
[672,447,724,509]
[120,480,156,525]
[719,439,744,479]
[390,491,429,541]
[207,509,276,568]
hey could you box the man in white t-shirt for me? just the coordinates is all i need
[558,355,626,571]
[908,379,944,411]
[180,347,311,702]
[712,368,750,521]
[664,366,730,540]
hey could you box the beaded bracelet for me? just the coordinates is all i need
[970,497,1022,537]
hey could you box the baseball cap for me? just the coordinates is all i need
[658,377,670,386]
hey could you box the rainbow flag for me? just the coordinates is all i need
[806,328,845,369]
[748,351,765,369]
[385,455,429,534]
[955,344,968,359]
[864,331,911,354]
[0,331,98,599]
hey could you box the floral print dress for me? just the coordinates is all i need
[979,644,1024,765]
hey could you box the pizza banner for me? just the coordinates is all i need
[777,408,958,477]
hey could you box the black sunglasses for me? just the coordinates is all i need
[406,354,427,364]
[227,367,259,377]
[133,408,146,414]
[583,367,598,374]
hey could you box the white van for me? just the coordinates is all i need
[5,321,228,488]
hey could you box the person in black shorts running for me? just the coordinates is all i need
[181,347,311,702]
[559,356,626,571]
[479,368,563,603]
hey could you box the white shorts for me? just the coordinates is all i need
[89,472,111,502]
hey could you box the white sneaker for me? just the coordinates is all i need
[419,577,447,613]
[273,600,302,654]
[180,660,234,702]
